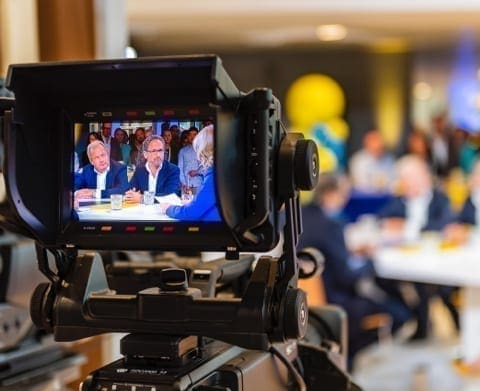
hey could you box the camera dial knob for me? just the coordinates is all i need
[283,288,308,340]
[159,268,189,292]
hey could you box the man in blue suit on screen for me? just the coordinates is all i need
[74,140,129,199]
[124,135,180,203]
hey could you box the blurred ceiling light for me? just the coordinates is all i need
[413,82,432,100]
[316,24,348,41]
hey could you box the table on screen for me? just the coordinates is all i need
[76,194,181,222]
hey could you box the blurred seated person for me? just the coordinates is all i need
[444,159,480,244]
[125,135,180,203]
[349,130,395,193]
[74,140,128,200]
[162,127,180,165]
[378,154,458,339]
[144,126,153,138]
[130,127,146,167]
[298,173,411,366]
[100,122,122,162]
[114,128,131,165]
[159,125,221,222]
[178,127,202,195]
[81,131,102,166]
[459,132,480,175]
[430,113,454,178]
[406,129,432,165]
[378,154,454,241]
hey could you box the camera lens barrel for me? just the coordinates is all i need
[294,139,319,191]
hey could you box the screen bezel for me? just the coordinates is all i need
[59,105,238,251]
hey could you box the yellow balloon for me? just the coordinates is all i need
[324,117,350,142]
[300,189,314,205]
[286,74,345,130]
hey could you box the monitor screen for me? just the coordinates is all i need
[72,113,221,225]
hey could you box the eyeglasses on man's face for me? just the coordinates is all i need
[146,149,164,154]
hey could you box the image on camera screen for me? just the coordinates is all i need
[72,117,221,223]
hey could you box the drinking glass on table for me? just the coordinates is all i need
[143,190,155,205]
[110,194,123,210]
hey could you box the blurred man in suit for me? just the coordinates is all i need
[444,158,480,243]
[349,130,395,193]
[100,122,122,162]
[74,140,128,199]
[125,135,180,202]
[378,154,458,339]
[378,154,454,239]
[298,173,411,367]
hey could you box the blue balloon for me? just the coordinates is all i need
[312,123,346,168]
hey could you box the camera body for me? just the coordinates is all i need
[4,55,286,253]
[0,55,360,390]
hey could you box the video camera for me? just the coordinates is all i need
[1,55,359,390]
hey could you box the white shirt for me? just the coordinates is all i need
[404,192,432,242]
[146,162,162,193]
[349,150,395,193]
[94,166,109,199]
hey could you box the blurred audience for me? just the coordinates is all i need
[444,159,480,244]
[457,158,480,226]
[406,130,432,164]
[81,131,102,166]
[162,128,180,165]
[114,128,131,165]
[377,155,458,339]
[144,126,154,138]
[378,155,453,241]
[298,173,411,367]
[178,127,202,195]
[429,113,454,178]
[100,122,122,162]
[459,133,480,175]
[349,130,395,193]
[130,127,146,167]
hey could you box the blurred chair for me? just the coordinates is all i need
[298,247,393,369]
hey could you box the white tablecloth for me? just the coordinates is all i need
[374,239,480,364]
[76,195,181,222]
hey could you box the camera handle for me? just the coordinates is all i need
[30,249,305,349]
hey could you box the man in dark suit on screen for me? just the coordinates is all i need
[74,140,128,200]
[124,135,180,203]
[100,122,122,162]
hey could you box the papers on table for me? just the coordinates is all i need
[156,193,182,206]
